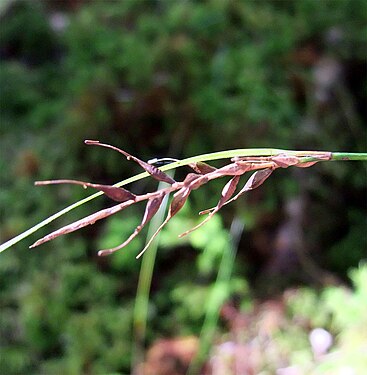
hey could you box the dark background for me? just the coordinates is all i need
[1,1,366,374]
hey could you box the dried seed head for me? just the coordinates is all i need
[33,143,329,258]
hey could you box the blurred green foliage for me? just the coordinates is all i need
[284,264,367,374]
[0,0,366,374]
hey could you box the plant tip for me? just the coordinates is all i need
[98,250,108,256]
[84,140,99,145]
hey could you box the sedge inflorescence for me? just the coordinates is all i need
[30,141,331,259]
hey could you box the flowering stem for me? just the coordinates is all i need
[0,149,365,254]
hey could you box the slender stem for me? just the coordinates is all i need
[131,177,172,373]
[331,152,367,161]
[187,218,244,375]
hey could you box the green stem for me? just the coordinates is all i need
[331,152,367,161]
[131,183,170,372]
[187,218,244,375]
[131,172,174,372]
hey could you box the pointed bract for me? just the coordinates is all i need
[243,168,273,190]
[85,140,176,184]
[224,168,273,206]
[169,188,191,217]
[217,175,240,209]
[91,184,135,202]
[141,194,166,227]
[35,179,135,202]
[189,161,217,174]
